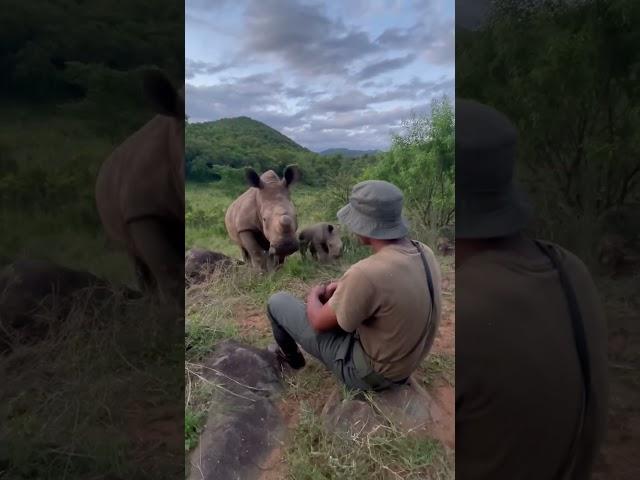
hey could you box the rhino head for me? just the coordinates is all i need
[246,165,301,257]
[325,224,343,259]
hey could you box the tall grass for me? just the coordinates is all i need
[287,402,453,480]
[0,290,184,479]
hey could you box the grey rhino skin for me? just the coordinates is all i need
[0,259,140,352]
[185,248,241,285]
[95,69,185,305]
[298,222,343,262]
[225,166,301,272]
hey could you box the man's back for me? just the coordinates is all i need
[456,241,608,479]
[329,241,442,381]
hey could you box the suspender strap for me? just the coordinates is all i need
[535,241,590,479]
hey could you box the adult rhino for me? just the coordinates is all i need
[95,69,184,305]
[225,166,301,271]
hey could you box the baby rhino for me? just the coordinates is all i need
[298,223,342,262]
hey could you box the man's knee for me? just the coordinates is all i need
[267,291,296,319]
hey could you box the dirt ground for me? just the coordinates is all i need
[593,288,640,480]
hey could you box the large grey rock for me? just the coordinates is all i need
[185,248,239,285]
[187,340,285,480]
[321,377,454,449]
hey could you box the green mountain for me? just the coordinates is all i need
[319,148,379,158]
[185,116,380,186]
[186,116,311,174]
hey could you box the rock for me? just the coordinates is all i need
[185,248,239,285]
[187,340,285,480]
[0,258,139,352]
[202,340,283,396]
[321,377,454,449]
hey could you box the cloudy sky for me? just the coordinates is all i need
[186,0,454,152]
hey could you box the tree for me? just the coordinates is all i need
[362,96,455,231]
[457,0,640,259]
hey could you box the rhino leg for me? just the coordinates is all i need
[299,240,308,258]
[238,231,269,271]
[241,247,251,264]
[316,242,330,263]
[309,243,318,261]
[127,217,184,306]
[133,255,156,293]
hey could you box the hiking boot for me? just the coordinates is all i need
[267,343,306,370]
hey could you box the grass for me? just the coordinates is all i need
[419,353,456,387]
[286,403,453,480]
[0,292,184,479]
[185,409,206,452]
[184,181,455,478]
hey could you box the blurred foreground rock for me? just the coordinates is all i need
[187,340,285,480]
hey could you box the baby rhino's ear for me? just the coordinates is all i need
[327,224,334,233]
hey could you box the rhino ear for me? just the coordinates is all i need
[327,224,334,233]
[283,164,301,187]
[245,168,263,189]
[142,69,182,118]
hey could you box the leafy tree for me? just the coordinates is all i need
[457,0,640,259]
[362,96,455,231]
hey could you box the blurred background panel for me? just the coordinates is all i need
[0,1,184,479]
[456,1,639,479]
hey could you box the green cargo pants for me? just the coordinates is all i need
[267,292,403,391]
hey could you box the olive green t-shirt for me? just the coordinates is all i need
[328,241,442,381]
[456,241,608,480]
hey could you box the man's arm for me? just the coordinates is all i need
[306,283,339,332]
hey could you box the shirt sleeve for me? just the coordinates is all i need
[327,266,377,332]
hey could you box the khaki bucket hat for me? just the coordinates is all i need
[456,98,532,239]
[337,180,410,240]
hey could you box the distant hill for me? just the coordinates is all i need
[319,148,380,158]
[186,116,312,172]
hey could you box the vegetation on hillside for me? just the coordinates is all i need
[185,116,384,185]
[186,116,310,179]
[2,0,183,102]
[319,148,380,158]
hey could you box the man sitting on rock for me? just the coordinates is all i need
[266,180,442,391]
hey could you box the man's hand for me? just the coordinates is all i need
[319,281,339,304]
[306,282,339,332]
[310,284,326,302]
